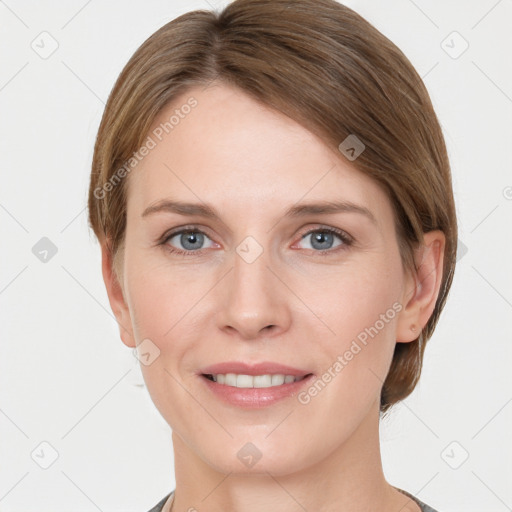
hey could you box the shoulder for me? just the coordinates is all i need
[396,487,440,512]
[146,491,173,512]
[147,489,439,512]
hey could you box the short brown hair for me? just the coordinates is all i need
[88,0,458,414]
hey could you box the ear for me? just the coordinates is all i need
[396,230,446,343]
[101,241,136,348]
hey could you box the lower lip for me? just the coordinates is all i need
[199,374,315,408]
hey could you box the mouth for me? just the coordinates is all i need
[197,361,315,408]
[201,372,313,388]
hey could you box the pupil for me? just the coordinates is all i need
[312,231,332,250]
[182,231,203,250]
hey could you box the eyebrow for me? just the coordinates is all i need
[141,199,377,226]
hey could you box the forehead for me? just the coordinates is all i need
[126,83,393,226]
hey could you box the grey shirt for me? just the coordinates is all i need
[147,488,439,511]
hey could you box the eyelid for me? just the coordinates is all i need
[158,224,212,244]
[159,225,217,254]
[159,223,354,255]
[296,224,354,245]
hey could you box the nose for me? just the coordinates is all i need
[216,244,292,340]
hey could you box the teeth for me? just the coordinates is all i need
[210,373,302,388]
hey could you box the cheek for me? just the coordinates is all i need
[304,260,403,392]
[123,258,205,425]
[126,245,403,353]
[307,260,402,341]
[124,251,198,341]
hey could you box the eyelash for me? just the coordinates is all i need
[159,224,354,257]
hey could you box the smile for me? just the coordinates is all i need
[203,373,310,388]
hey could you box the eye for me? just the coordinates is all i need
[295,226,353,254]
[162,227,216,255]
[159,224,353,257]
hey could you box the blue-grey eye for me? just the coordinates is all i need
[299,230,345,251]
[180,232,204,250]
[166,230,215,252]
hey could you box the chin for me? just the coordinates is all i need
[193,435,320,477]
[206,452,307,477]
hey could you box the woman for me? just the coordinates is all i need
[87,0,457,510]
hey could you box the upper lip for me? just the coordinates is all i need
[199,361,313,377]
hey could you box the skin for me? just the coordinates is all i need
[101,82,445,512]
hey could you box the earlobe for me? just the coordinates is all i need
[100,241,136,348]
[396,230,445,343]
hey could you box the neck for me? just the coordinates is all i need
[169,399,402,512]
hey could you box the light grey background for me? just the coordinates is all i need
[1,0,511,511]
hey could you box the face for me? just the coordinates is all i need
[109,82,425,476]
